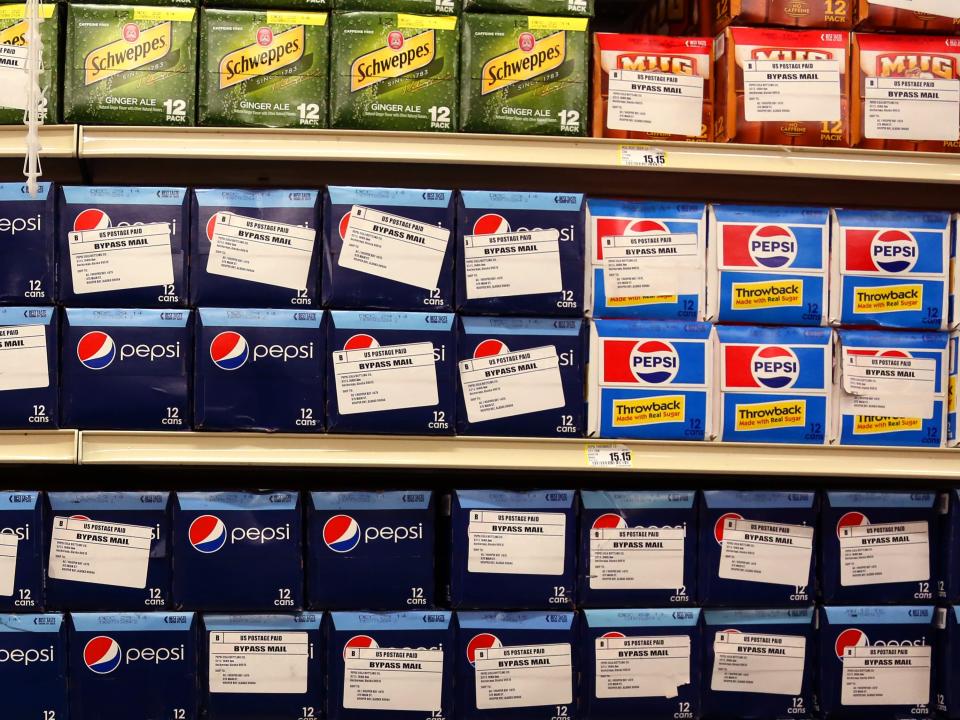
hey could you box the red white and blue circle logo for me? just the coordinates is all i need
[77,331,116,370]
[836,511,869,539]
[343,635,378,660]
[84,636,121,674]
[835,628,869,659]
[474,339,508,357]
[870,230,917,273]
[210,331,249,371]
[748,225,797,269]
[466,633,502,666]
[343,334,380,351]
[600,631,626,642]
[714,512,744,544]
[751,345,800,389]
[629,340,679,384]
[473,214,510,236]
[189,515,227,554]
[74,209,111,231]
[592,513,627,530]
[323,514,361,553]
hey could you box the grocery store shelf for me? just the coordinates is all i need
[0,430,78,464]
[0,125,77,158]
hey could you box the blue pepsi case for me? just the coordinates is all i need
[821,491,942,605]
[326,611,453,720]
[456,316,586,437]
[708,204,829,326]
[44,491,171,611]
[819,605,936,720]
[944,489,960,603]
[581,608,701,720]
[578,490,697,608]
[699,491,817,607]
[323,186,455,311]
[61,308,192,430]
[0,306,58,429]
[586,199,707,320]
[949,331,957,445]
[69,612,198,720]
[938,607,959,718]
[831,209,951,330]
[0,181,55,304]
[308,490,435,610]
[457,191,585,316]
[456,611,578,720]
[191,188,321,308]
[0,491,43,611]
[326,311,456,435]
[204,613,323,720]
[58,186,189,307]
[588,319,714,440]
[449,489,576,609]
[0,613,68,720]
[173,491,303,611]
[195,308,325,432]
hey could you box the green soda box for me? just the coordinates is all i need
[64,4,197,126]
[329,11,459,132]
[463,0,591,17]
[459,14,588,136]
[199,9,329,128]
[0,4,60,124]
[333,0,458,16]
[212,0,328,10]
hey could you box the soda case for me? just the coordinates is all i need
[707,203,830,326]
[857,0,960,32]
[326,611,454,720]
[0,307,58,429]
[58,185,190,307]
[323,186,456,311]
[699,491,818,606]
[591,34,713,141]
[61,308,192,431]
[214,0,327,9]
[64,5,197,126]
[833,329,949,447]
[463,0,592,15]
[588,320,714,441]
[459,14,589,136]
[203,613,323,720]
[714,27,851,147]
[710,0,854,30]
[326,310,456,435]
[173,491,303,611]
[830,209,951,330]
[715,325,834,444]
[585,199,708,320]
[938,607,959,719]
[0,491,42,611]
[945,489,960,602]
[69,612,199,720]
[449,489,576,609]
[457,191,585,316]
[821,491,943,605]
[191,188,320,308]
[946,331,957,444]
[335,0,458,13]
[198,9,329,129]
[44,492,171,611]
[701,608,817,720]
[307,490,436,610]
[456,316,586,437]
[0,613,68,720]
[194,308,326,432]
[580,608,702,720]
[819,605,937,720]
[0,4,60,124]
[0,181,55,304]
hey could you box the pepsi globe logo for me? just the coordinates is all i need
[473,214,510,236]
[629,340,679,384]
[338,212,353,240]
[751,345,800,389]
[600,631,626,642]
[210,331,249,371]
[84,636,121,674]
[466,633,502,666]
[74,209,112,231]
[836,511,869,538]
[189,515,227,554]
[323,514,361,553]
[870,230,918,273]
[77,331,117,370]
[748,225,797,269]
[474,339,508,358]
[592,513,627,530]
[343,334,380,351]
[834,628,869,659]
[344,635,378,660]
[714,512,744,544]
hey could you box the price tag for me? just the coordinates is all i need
[586,444,634,468]
[619,145,667,168]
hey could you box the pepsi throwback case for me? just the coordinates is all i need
[308,490,436,610]
[456,191,585,317]
[326,310,456,435]
[578,490,698,608]
[834,329,949,447]
[0,613,68,720]
[581,608,701,720]
[821,491,943,605]
[195,308,325,432]
[204,613,323,720]
[0,491,43,611]
[939,607,960,719]
[585,199,707,320]
[191,188,321,308]
[69,612,199,720]
[449,489,576,609]
[949,331,958,446]
[326,611,454,720]
[58,186,189,307]
[456,316,586,437]
[830,209,952,330]
[173,491,303,611]
[61,308,192,431]
[456,611,578,720]
[702,608,816,720]
[819,605,936,720]
[588,319,715,441]
[323,186,456,311]
[0,306,59,429]
[0,181,55,304]
[700,491,818,607]
[715,325,834,444]
[44,492,171,611]
[944,489,960,603]
[708,204,830,326]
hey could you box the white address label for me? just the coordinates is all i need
[865,77,960,142]
[841,353,936,419]
[467,510,566,576]
[475,643,572,710]
[718,517,814,588]
[842,645,931,706]
[607,69,705,137]
[744,59,841,122]
[590,526,685,590]
[869,0,959,17]
[463,229,562,299]
[48,516,152,589]
[0,325,49,391]
[0,533,18,597]
[69,223,174,294]
[839,520,930,586]
[0,45,29,110]
[209,631,309,694]
[595,635,690,699]
[343,647,443,711]
[333,341,438,415]
[459,345,565,423]
[602,233,702,299]
[712,632,806,695]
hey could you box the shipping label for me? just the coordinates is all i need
[475,642,572,709]
[48,516,152,589]
[0,44,28,110]
[589,526,685,589]
[607,69,704,136]
[841,353,936,419]
[467,510,566,575]
[839,520,930,586]
[744,59,841,122]
[0,325,48,391]
[0,533,17,596]
[865,77,960,141]
[209,631,309,694]
[333,341,439,414]
[841,645,931,706]
[601,232,701,300]
[459,345,564,422]
[595,635,690,699]
[69,223,174,294]
[711,632,806,695]
[463,229,562,299]
[868,0,959,17]
[344,647,443,711]
[718,517,814,587]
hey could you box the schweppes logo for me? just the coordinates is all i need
[219,25,304,90]
[853,284,922,313]
[731,279,803,309]
[617,54,695,75]
[877,53,956,80]
[0,5,55,46]
[0,19,27,46]
[350,29,435,93]
[84,21,171,86]
[613,395,685,426]
[735,400,806,431]
[853,416,922,434]
[482,31,565,95]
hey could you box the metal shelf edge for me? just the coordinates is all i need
[0,125,77,159]
[0,430,79,464]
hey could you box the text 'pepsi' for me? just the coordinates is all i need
[0,306,58,429]
[0,182,55,304]
[0,613,68,720]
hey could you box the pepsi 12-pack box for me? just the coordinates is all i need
[0,306,58,429]
[0,613,68,720]
[0,181,55,304]
[944,489,960,604]
[0,491,43,611]
[939,607,960,719]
